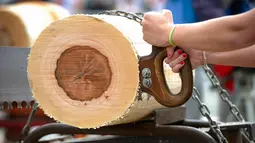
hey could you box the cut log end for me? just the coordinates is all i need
[0,26,12,46]
[55,46,112,101]
[28,14,156,128]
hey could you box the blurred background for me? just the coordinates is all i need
[0,0,255,142]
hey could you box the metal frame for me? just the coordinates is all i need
[0,46,254,142]
[21,107,255,143]
[23,123,217,143]
[23,107,217,143]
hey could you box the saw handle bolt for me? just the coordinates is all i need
[143,78,152,88]
[142,68,151,78]
[142,68,152,88]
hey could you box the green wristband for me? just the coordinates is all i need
[169,25,176,46]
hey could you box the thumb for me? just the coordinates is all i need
[161,9,173,23]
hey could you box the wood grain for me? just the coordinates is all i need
[28,14,192,129]
[0,1,70,47]
[55,46,112,101]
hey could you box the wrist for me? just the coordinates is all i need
[203,51,213,65]
[163,24,172,46]
[168,25,177,46]
[171,24,185,47]
[164,24,178,47]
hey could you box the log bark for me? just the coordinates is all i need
[28,14,186,129]
[0,1,70,47]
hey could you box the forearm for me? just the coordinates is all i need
[173,9,255,52]
[206,44,255,67]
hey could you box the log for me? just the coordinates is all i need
[0,1,70,47]
[28,14,192,129]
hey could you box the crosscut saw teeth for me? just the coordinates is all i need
[0,100,34,109]
[7,102,12,109]
[26,103,31,108]
[17,102,22,108]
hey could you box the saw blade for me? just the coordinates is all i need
[0,46,33,109]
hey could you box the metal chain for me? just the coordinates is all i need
[97,10,252,142]
[192,87,228,143]
[202,64,245,122]
[20,102,38,142]
[99,10,245,122]
[98,10,143,24]
[202,64,252,140]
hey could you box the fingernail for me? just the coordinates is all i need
[183,53,187,58]
[180,61,185,65]
[178,50,183,54]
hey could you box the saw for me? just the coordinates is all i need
[0,47,33,109]
[0,11,194,129]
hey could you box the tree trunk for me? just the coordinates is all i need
[0,1,70,47]
[28,14,185,129]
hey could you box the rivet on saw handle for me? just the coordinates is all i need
[142,68,152,88]
[139,46,193,107]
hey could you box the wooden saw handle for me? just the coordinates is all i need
[139,46,193,107]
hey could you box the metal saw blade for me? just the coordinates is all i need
[0,46,33,109]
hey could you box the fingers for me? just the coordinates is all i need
[169,52,187,68]
[164,49,188,73]
[142,12,151,20]
[165,49,183,64]
[143,10,173,22]
[172,61,185,73]
[161,9,173,23]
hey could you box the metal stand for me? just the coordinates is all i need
[21,106,255,143]
[19,102,39,142]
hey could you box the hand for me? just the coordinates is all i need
[141,9,174,47]
[165,46,204,73]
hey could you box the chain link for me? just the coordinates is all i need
[98,10,143,24]
[202,64,245,122]
[193,87,228,143]
[202,64,252,140]
[97,10,252,142]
